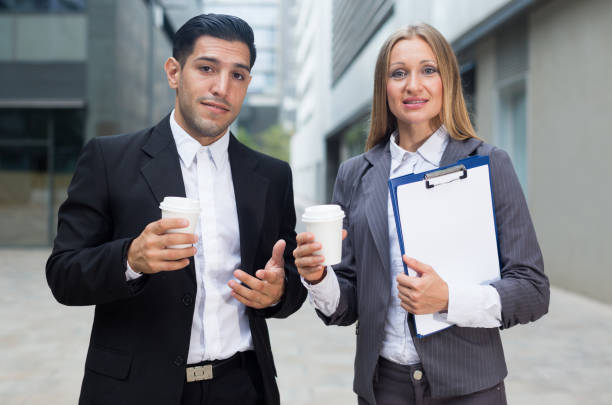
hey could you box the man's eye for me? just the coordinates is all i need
[233,72,244,80]
[200,66,212,72]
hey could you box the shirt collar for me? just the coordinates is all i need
[170,109,230,169]
[389,125,449,167]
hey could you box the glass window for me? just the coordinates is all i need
[497,79,527,193]
[0,0,86,12]
[248,72,277,94]
[254,50,276,70]
[253,27,276,48]
[0,108,84,246]
[205,5,278,27]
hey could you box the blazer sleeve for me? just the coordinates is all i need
[46,138,144,306]
[316,161,359,326]
[488,148,550,328]
[259,162,307,319]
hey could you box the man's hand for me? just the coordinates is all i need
[293,230,347,283]
[228,239,286,309]
[397,256,449,315]
[127,218,197,274]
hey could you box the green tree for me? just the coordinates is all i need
[236,124,292,162]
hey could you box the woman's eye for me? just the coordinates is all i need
[391,70,406,79]
[423,66,438,75]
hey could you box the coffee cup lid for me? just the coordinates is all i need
[159,196,200,212]
[302,204,345,222]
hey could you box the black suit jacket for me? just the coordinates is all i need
[46,114,306,405]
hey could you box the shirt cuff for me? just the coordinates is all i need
[445,283,502,328]
[125,260,143,281]
[301,266,340,317]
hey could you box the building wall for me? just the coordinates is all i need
[474,36,496,143]
[291,0,517,205]
[87,0,174,140]
[528,0,612,303]
[290,0,332,205]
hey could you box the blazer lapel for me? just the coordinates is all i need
[440,136,483,167]
[140,115,187,204]
[140,114,195,284]
[228,134,269,275]
[362,142,392,276]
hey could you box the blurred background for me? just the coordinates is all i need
[1,0,611,404]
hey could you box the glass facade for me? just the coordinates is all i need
[0,0,86,12]
[0,108,84,246]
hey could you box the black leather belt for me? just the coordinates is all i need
[185,351,250,382]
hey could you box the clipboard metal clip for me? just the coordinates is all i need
[425,164,467,189]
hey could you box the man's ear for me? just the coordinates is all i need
[165,57,181,89]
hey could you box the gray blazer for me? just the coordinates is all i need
[320,137,549,404]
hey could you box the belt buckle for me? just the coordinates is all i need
[186,364,213,382]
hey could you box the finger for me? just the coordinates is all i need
[396,273,418,289]
[256,268,282,284]
[158,246,197,261]
[150,258,191,272]
[400,301,415,313]
[294,254,325,268]
[296,265,325,278]
[228,280,265,304]
[233,270,265,291]
[293,242,322,259]
[230,290,264,309]
[161,233,198,247]
[397,284,413,298]
[342,229,348,240]
[150,218,189,234]
[270,239,286,265]
[403,256,433,275]
[296,232,315,245]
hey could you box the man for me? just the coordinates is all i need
[46,14,306,405]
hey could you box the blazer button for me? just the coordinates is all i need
[182,294,193,306]
[174,355,184,367]
[413,370,423,381]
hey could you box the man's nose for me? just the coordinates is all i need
[211,74,229,97]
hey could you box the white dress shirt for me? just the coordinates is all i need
[303,126,502,365]
[127,110,253,364]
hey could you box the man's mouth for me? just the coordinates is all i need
[201,101,230,113]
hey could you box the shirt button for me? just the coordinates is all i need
[413,370,423,381]
[174,355,184,367]
[182,293,193,306]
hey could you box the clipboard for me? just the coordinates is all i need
[388,155,501,337]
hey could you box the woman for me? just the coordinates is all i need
[294,23,549,405]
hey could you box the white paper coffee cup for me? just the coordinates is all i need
[159,196,200,249]
[302,204,345,265]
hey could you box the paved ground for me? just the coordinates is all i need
[1,248,611,404]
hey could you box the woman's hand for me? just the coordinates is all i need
[293,230,347,284]
[396,256,449,314]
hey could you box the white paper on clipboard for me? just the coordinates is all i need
[388,156,501,337]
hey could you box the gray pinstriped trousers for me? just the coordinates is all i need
[360,357,507,405]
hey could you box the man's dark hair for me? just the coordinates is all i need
[173,13,257,69]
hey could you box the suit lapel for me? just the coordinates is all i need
[228,134,269,275]
[362,143,392,277]
[140,114,195,284]
[440,136,483,167]
[140,115,187,204]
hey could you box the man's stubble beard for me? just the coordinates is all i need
[180,97,229,140]
[177,83,234,140]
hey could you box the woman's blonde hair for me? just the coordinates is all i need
[365,23,477,151]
